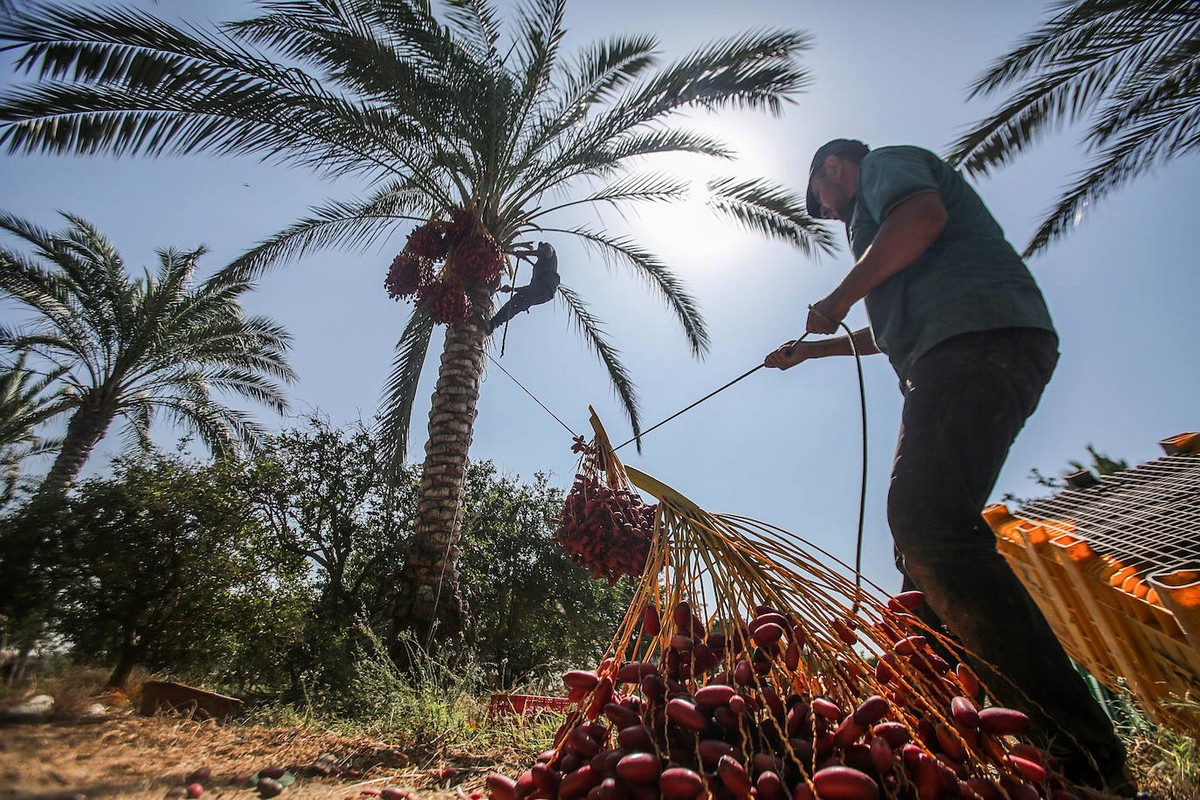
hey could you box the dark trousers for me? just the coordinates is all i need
[490,285,556,329]
[888,327,1124,785]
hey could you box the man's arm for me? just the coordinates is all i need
[807,190,947,335]
[764,327,880,370]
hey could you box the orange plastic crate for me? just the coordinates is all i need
[984,436,1200,734]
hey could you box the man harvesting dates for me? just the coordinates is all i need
[487,241,561,333]
[765,140,1134,797]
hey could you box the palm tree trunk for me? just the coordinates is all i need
[39,403,113,496]
[392,301,490,649]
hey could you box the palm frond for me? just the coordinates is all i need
[555,283,641,450]
[705,176,840,258]
[1090,32,1200,146]
[537,172,690,216]
[626,29,814,119]
[547,225,709,357]
[221,180,443,282]
[946,0,1199,252]
[120,245,208,370]
[504,34,659,185]
[53,212,131,344]
[0,220,104,374]
[225,0,485,184]
[508,0,566,107]
[535,31,810,192]
[1024,101,1200,256]
[966,0,1196,99]
[117,394,154,453]
[0,353,71,448]
[503,128,732,220]
[558,35,660,110]
[497,0,566,189]
[0,3,430,180]
[154,392,267,458]
[444,0,504,66]
[950,1,1196,172]
[376,307,437,484]
[603,128,735,163]
[185,365,291,413]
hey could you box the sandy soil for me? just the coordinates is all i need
[0,713,513,800]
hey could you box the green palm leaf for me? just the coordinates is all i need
[947,0,1200,255]
[705,177,840,258]
[223,180,443,281]
[555,284,641,449]
[547,225,709,357]
[377,307,436,481]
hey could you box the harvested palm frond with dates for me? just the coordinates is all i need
[492,412,1082,800]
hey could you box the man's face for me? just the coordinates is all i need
[810,157,857,222]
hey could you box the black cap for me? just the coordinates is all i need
[806,139,870,218]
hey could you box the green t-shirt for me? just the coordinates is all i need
[848,146,1055,381]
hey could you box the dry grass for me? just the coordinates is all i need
[0,694,558,800]
[1,672,1197,800]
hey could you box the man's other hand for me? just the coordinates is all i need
[765,339,821,370]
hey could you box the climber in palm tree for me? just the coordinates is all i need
[488,242,560,333]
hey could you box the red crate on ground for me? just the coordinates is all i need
[487,693,570,720]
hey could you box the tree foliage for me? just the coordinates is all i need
[0,416,638,697]
[242,416,417,694]
[2,448,308,690]
[948,0,1200,256]
[457,464,633,684]
[245,417,632,689]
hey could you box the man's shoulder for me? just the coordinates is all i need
[863,145,943,169]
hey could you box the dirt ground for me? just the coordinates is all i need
[0,713,516,800]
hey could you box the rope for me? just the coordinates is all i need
[838,320,869,614]
[484,350,578,438]
[610,360,779,452]
[483,316,871,607]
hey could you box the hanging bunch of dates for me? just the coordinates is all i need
[384,206,504,325]
[556,436,657,585]
[489,593,1072,800]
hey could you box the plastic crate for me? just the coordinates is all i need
[487,693,571,720]
[984,502,1200,735]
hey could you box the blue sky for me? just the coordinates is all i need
[2,0,1196,592]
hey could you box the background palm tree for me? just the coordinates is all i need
[0,0,836,644]
[0,353,69,506]
[0,212,295,496]
[947,0,1200,256]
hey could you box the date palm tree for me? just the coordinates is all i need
[0,353,69,505]
[948,0,1200,256]
[0,212,295,496]
[0,0,836,643]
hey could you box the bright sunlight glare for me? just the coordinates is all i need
[625,118,778,271]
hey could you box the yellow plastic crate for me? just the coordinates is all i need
[983,432,1200,735]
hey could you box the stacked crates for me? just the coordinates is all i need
[984,432,1200,735]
